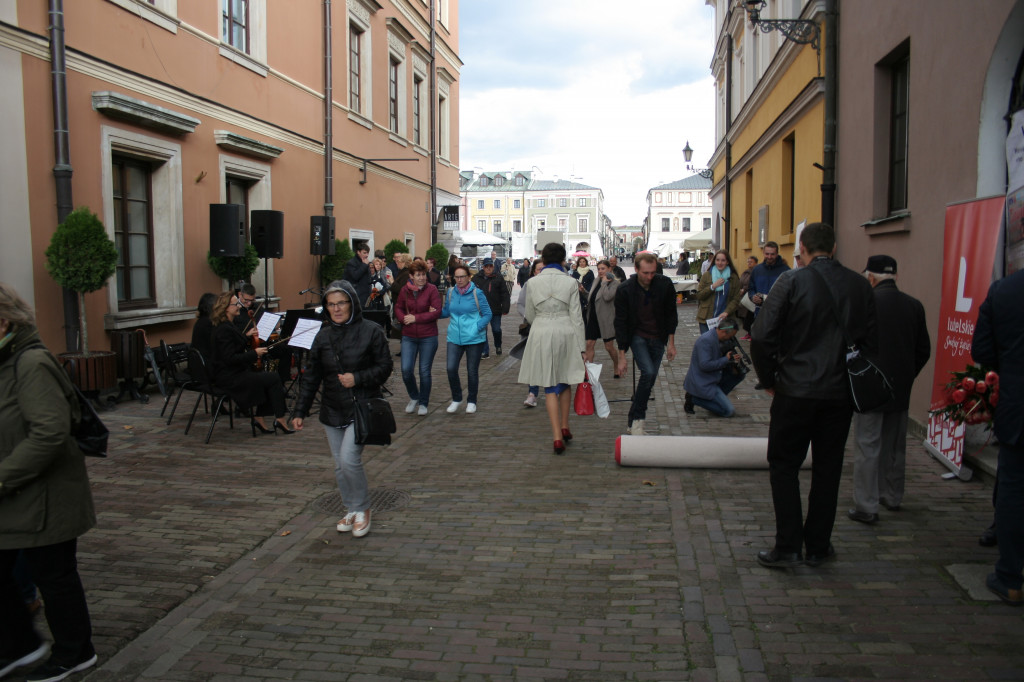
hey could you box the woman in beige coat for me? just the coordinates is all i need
[696,250,743,333]
[518,243,586,454]
[583,260,620,377]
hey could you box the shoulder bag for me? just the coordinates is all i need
[808,267,894,413]
[329,336,396,445]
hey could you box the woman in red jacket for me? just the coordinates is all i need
[395,259,442,415]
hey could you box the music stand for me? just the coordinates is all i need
[281,308,323,400]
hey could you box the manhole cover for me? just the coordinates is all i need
[312,488,411,515]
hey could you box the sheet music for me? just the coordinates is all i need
[288,318,322,350]
[256,312,282,341]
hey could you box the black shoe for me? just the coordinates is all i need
[979,526,998,547]
[25,654,98,682]
[880,500,901,512]
[757,548,802,569]
[251,419,273,435]
[683,392,695,415]
[986,572,1023,606]
[481,352,490,359]
[847,509,879,524]
[274,419,295,435]
[496,347,502,355]
[0,643,48,679]
[804,544,836,567]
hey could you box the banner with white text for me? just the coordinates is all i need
[924,196,1004,477]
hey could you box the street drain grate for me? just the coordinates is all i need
[312,488,411,515]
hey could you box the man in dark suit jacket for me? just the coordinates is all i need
[750,223,877,569]
[972,269,1024,606]
[848,256,930,525]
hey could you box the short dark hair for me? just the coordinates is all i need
[763,241,780,252]
[799,223,835,255]
[408,260,428,275]
[718,316,740,332]
[541,242,566,265]
[635,252,658,268]
[239,283,256,297]
[196,292,217,318]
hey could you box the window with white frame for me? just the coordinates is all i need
[493,220,502,232]
[537,199,546,207]
[557,216,568,229]
[219,0,266,72]
[577,217,588,231]
[412,74,423,145]
[437,71,453,160]
[513,219,522,232]
[477,199,484,209]
[515,175,525,186]
[493,199,501,209]
[578,197,587,207]
[388,58,400,133]
[222,0,249,53]
[661,218,670,232]
[682,217,691,231]
[349,24,364,113]
[703,217,711,231]
[348,1,376,121]
[477,219,486,230]
[112,156,156,307]
[387,26,408,137]
[107,0,179,33]
[513,199,521,209]
[558,198,568,207]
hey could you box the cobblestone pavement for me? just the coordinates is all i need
[14,293,1024,681]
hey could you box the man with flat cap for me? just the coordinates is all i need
[848,255,930,525]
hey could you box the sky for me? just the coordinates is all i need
[458,0,718,226]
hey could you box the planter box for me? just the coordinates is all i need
[59,350,118,393]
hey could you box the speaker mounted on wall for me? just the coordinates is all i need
[251,210,284,259]
[209,204,246,257]
[310,216,336,255]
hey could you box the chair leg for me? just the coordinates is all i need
[206,396,227,444]
[227,399,235,430]
[184,393,203,434]
[161,386,179,419]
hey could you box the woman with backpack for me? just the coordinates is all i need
[439,265,492,414]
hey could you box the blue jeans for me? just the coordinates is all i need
[400,335,438,406]
[691,370,745,417]
[324,424,369,513]
[628,335,666,423]
[995,441,1024,590]
[447,342,484,403]
[482,314,503,354]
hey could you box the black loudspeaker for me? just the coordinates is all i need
[310,216,336,255]
[251,210,284,259]
[210,204,246,257]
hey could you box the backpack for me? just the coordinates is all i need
[445,286,481,315]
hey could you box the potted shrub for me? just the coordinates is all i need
[319,238,354,285]
[207,243,260,289]
[44,207,120,391]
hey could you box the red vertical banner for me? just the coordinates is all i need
[924,197,1004,477]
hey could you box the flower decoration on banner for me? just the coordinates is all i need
[930,364,1000,427]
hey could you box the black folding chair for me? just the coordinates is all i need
[160,341,196,419]
[182,348,248,444]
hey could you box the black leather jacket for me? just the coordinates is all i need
[613,273,679,349]
[292,280,393,427]
[750,257,877,400]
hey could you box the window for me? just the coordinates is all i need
[438,90,450,159]
[557,217,568,229]
[222,0,249,53]
[112,156,155,306]
[537,199,546,208]
[578,198,587,207]
[667,192,673,203]
[477,199,484,209]
[412,75,423,145]
[783,133,795,232]
[703,217,711,231]
[515,175,525,186]
[494,220,502,232]
[495,176,504,187]
[480,176,489,187]
[494,200,501,209]
[558,198,568,207]
[661,218,670,232]
[655,192,662,203]
[578,217,588,231]
[477,219,486,230]
[513,219,522,232]
[888,54,909,213]
[682,217,691,231]
[349,24,363,112]
[513,199,521,209]
[388,58,399,133]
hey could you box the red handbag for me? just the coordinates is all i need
[574,372,595,416]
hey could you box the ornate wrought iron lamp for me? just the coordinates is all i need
[682,141,714,182]
[741,0,820,53]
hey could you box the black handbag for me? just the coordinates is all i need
[351,392,396,446]
[808,267,895,413]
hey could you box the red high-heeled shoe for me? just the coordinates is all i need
[561,428,573,442]
[553,440,565,455]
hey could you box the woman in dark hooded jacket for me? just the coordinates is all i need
[291,280,392,538]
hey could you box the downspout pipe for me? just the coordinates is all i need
[323,0,333,218]
[821,0,838,229]
[429,0,438,245]
[724,32,733,256]
[49,0,79,352]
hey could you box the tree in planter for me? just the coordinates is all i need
[319,238,354,283]
[207,243,260,288]
[425,242,449,271]
[383,239,410,262]
[44,207,119,356]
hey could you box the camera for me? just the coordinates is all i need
[719,337,752,376]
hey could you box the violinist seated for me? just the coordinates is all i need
[190,292,217,361]
[233,283,260,338]
[209,291,294,435]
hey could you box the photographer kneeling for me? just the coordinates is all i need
[683,316,747,417]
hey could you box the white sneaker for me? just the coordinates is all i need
[352,510,371,537]
[466,403,477,414]
[524,393,537,407]
[446,401,462,413]
[0,642,48,679]
[630,419,645,436]
[417,404,428,416]
[337,512,356,532]
[405,399,418,414]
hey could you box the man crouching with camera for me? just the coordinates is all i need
[683,316,748,417]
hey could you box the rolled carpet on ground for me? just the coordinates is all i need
[615,435,812,468]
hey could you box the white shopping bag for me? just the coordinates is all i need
[585,361,610,418]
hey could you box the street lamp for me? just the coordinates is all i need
[741,0,820,56]
[683,141,714,182]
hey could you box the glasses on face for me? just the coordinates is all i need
[326,301,351,309]
[233,301,244,308]
[454,275,469,280]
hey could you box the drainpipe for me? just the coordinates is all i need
[323,0,333,218]
[49,0,78,352]
[821,0,838,228]
[429,0,438,244]
[724,32,733,256]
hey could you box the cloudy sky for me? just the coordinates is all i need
[458,0,718,226]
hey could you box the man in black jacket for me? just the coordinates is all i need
[472,258,510,357]
[614,252,678,436]
[750,223,877,569]
[848,256,930,524]
[972,269,1024,606]
[342,245,371,306]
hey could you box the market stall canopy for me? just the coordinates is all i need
[458,230,507,245]
[683,228,713,250]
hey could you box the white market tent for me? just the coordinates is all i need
[683,228,714,251]
[457,230,507,245]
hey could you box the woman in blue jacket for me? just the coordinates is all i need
[440,265,492,414]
